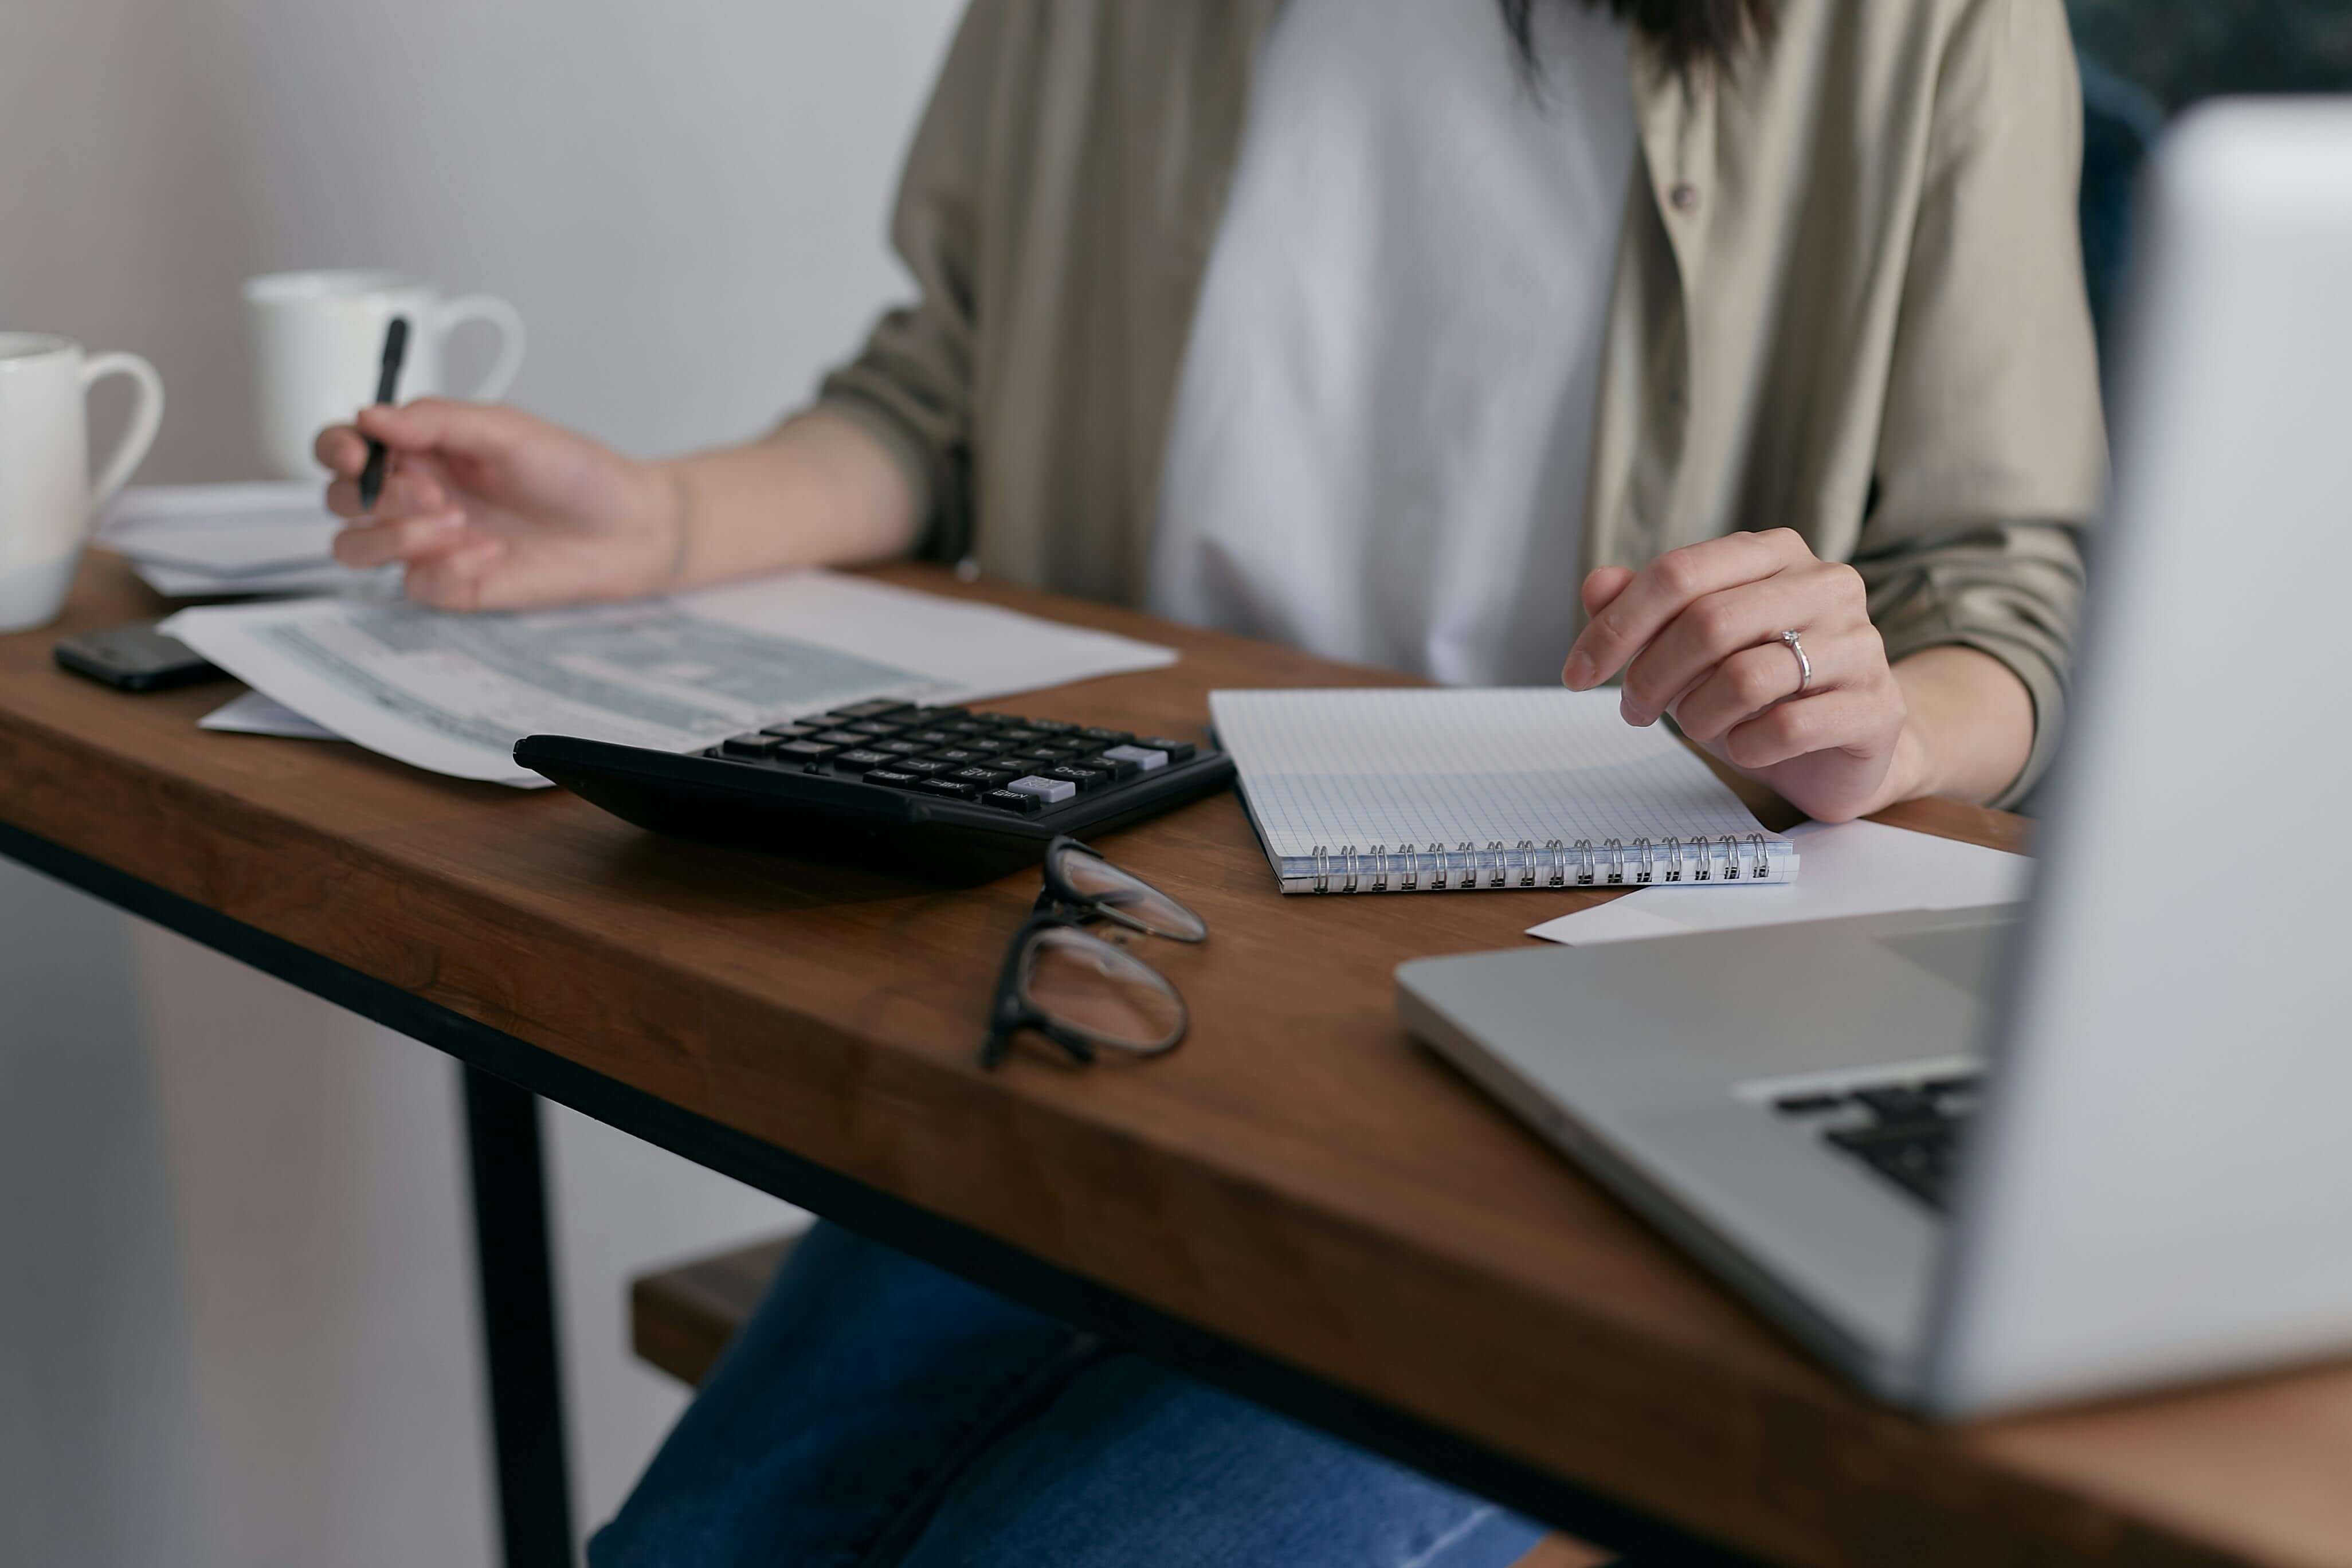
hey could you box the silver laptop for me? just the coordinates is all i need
[1395,101,2352,1418]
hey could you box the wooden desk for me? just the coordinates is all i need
[4,554,2346,1568]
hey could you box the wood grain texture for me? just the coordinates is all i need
[5,553,2340,1568]
[632,1237,797,1386]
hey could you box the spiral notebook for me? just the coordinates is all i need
[1208,688,1799,895]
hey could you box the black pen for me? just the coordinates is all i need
[356,316,410,512]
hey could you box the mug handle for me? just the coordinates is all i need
[82,351,166,512]
[430,294,527,403]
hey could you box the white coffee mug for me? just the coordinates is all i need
[0,333,165,632]
[245,269,525,481]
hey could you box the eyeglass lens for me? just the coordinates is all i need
[1048,842,1208,942]
[1020,924,1185,1053]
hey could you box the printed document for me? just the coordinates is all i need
[164,571,1177,786]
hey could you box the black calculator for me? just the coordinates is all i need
[515,700,1234,882]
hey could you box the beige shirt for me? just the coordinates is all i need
[818,0,2106,805]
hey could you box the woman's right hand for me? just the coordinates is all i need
[316,399,688,611]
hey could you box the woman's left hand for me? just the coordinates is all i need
[1561,529,1924,823]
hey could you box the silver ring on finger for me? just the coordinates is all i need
[1776,629,1812,695]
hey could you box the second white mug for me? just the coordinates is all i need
[245,269,525,481]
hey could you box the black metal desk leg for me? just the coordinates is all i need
[462,1065,575,1568]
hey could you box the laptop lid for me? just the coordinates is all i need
[1923,102,2352,1417]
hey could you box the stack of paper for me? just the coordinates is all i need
[164,570,1178,786]
[99,483,374,597]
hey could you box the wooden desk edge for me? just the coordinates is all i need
[0,556,2332,1568]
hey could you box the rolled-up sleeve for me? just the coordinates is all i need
[1860,0,2108,807]
[817,0,1026,566]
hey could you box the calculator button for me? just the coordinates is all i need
[959,739,1009,756]
[1136,736,1197,763]
[905,729,961,746]
[1006,776,1078,804]
[912,706,967,721]
[891,758,951,776]
[916,778,980,801]
[814,729,869,746]
[874,739,927,756]
[832,748,894,773]
[1078,727,1134,746]
[995,728,1046,744]
[1084,754,1142,782]
[929,748,985,765]
[847,719,905,736]
[774,739,841,761]
[864,769,924,789]
[950,766,1017,789]
[1101,744,1170,772]
[1040,765,1112,792]
[997,753,1057,774]
[759,721,822,739]
[722,734,781,758]
[978,789,1043,814]
[1024,719,1077,734]
[833,699,914,720]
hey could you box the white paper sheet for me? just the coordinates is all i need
[163,571,1178,787]
[97,483,376,597]
[131,558,381,597]
[199,690,343,740]
[1526,818,2030,946]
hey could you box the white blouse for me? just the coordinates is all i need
[1149,0,1638,687]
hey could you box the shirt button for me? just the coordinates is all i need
[1669,183,1701,213]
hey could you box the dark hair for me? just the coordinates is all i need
[1498,0,1775,73]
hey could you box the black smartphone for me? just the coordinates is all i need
[54,622,228,693]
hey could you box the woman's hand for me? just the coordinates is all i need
[317,399,687,611]
[1561,529,1927,822]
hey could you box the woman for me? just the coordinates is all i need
[319,1,2103,1561]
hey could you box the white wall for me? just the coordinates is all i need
[0,858,198,1568]
[0,0,964,1560]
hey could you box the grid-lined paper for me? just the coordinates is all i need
[1209,688,1790,871]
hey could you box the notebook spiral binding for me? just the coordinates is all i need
[1304,832,1784,893]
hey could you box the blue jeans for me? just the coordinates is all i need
[591,1221,1546,1568]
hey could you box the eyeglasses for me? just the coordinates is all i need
[981,837,1207,1069]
